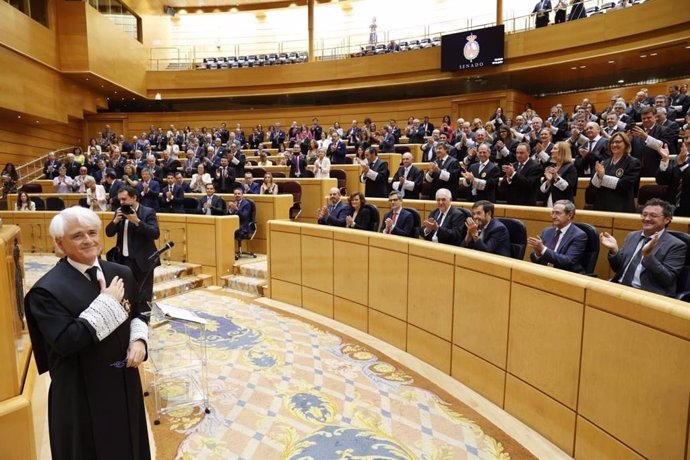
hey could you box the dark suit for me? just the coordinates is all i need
[631,124,674,177]
[423,207,467,245]
[105,204,161,302]
[592,155,641,213]
[229,199,252,236]
[576,137,609,176]
[347,206,374,231]
[198,194,227,215]
[656,161,690,217]
[426,155,461,200]
[530,224,587,273]
[466,161,500,202]
[228,153,246,178]
[64,161,81,179]
[214,166,236,193]
[43,159,61,179]
[608,230,686,297]
[540,162,578,205]
[380,132,395,153]
[392,165,423,199]
[461,218,511,257]
[501,159,542,206]
[329,141,347,164]
[160,184,185,213]
[380,208,414,237]
[533,0,552,27]
[136,179,161,211]
[318,201,350,227]
[360,158,390,198]
[670,93,690,116]
[288,154,308,178]
[421,122,435,137]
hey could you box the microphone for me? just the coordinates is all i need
[148,241,175,261]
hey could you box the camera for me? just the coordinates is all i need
[121,204,134,215]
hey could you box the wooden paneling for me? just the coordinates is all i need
[301,234,333,294]
[332,237,368,306]
[0,1,59,69]
[368,245,408,321]
[0,116,83,167]
[578,306,690,458]
[368,309,406,351]
[333,296,367,333]
[451,346,506,408]
[406,324,451,374]
[574,416,644,460]
[407,254,454,341]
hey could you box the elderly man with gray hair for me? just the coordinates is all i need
[422,188,467,245]
[528,199,588,274]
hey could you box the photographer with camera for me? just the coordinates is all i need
[105,186,161,303]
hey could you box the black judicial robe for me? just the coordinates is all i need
[24,259,150,460]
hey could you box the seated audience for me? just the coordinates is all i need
[528,200,587,273]
[43,152,61,180]
[600,198,686,297]
[121,163,140,189]
[359,147,389,198]
[175,172,192,194]
[213,156,236,194]
[136,168,161,211]
[630,106,673,177]
[287,147,307,178]
[72,166,91,193]
[257,151,273,167]
[15,190,35,211]
[260,173,279,195]
[590,132,641,213]
[191,164,213,193]
[317,187,349,227]
[539,141,578,207]
[380,191,415,237]
[240,172,260,194]
[199,183,227,215]
[53,167,74,193]
[345,192,373,230]
[500,142,542,206]
[461,200,511,257]
[422,188,467,245]
[391,152,423,199]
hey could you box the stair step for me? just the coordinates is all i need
[153,262,202,284]
[236,261,268,279]
[222,274,267,296]
[212,286,261,301]
[153,274,213,300]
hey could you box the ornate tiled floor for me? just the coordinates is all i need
[146,290,540,459]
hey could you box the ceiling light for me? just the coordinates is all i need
[608,60,615,64]
[579,65,586,69]
[570,66,577,70]
[650,52,657,56]
[114,91,118,94]
[618,79,625,83]
[640,54,647,58]
[17,115,21,119]
[35,120,39,123]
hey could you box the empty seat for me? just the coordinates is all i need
[46,197,66,211]
[30,196,46,211]
[496,217,527,260]
[279,181,302,220]
[21,183,43,193]
[573,222,600,276]
[364,203,379,232]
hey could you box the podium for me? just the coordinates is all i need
[144,303,211,425]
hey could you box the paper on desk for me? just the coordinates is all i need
[155,303,207,324]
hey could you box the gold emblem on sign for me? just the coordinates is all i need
[615,168,624,177]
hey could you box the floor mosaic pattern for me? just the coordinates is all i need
[150,290,534,459]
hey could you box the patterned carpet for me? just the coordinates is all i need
[147,290,535,459]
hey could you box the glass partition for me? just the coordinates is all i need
[87,0,142,42]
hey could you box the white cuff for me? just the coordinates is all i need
[550,125,558,135]
[424,171,434,182]
[680,163,689,172]
[591,174,603,188]
[474,178,487,190]
[439,170,450,181]
[554,177,569,191]
[392,181,400,191]
[499,146,509,158]
[645,136,662,152]
[540,181,550,193]
[231,157,240,165]
[365,169,378,181]
[659,159,669,172]
[129,317,149,345]
[538,150,550,163]
[403,179,414,191]
[601,174,619,189]
[577,134,588,146]
[79,294,128,341]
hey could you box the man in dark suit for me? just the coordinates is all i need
[656,134,690,216]
[287,148,308,178]
[600,198,686,297]
[391,152,423,199]
[318,187,350,227]
[532,0,552,27]
[228,187,253,238]
[500,142,543,206]
[528,200,588,273]
[359,147,389,198]
[655,107,680,155]
[422,188,467,246]
[270,122,286,149]
[105,186,161,304]
[669,84,690,117]
[630,106,674,177]
[379,126,395,153]
[64,153,81,179]
[421,116,435,137]
[575,122,609,177]
[198,183,227,216]
[328,132,348,164]
[136,168,161,211]
[213,156,236,193]
[461,200,511,257]
[424,143,461,200]
[25,207,150,460]
[160,172,185,213]
[380,191,415,237]
[462,143,500,202]
[159,150,181,178]
[43,152,61,179]
[175,172,192,194]
[227,144,246,178]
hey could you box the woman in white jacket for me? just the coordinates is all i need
[313,148,331,179]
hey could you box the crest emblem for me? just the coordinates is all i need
[615,168,624,177]
[463,33,480,62]
[481,172,487,178]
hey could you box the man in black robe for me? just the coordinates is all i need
[24,206,151,460]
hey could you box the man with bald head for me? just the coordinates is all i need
[391,152,423,199]
[317,187,350,227]
[576,122,609,176]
